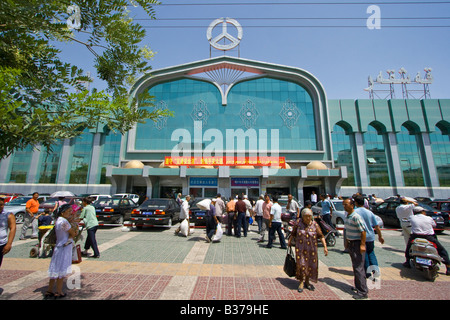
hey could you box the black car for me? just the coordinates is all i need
[188,198,208,226]
[93,197,138,225]
[372,200,449,232]
[131,198,180,227]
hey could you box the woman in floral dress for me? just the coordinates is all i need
[44,204,79,299]
[288,208,328,292]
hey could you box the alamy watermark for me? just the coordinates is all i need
[367,5,382,30]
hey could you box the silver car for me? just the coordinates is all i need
[3,196,48,223]
[312,199,384,228]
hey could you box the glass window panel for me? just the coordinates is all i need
[8,145,34,183]
[364,126,390,186]
[397,126,425,186]
[37,141,63,183]
[69,131,93,184]
[331,125,355,186]
[430,126,450,187]
[100,132,122,184]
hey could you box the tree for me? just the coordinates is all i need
[0,0,172,159]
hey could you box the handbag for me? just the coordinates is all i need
[283,246,296,277]
[72,244,82,264]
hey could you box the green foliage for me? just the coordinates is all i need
[0,0,172,159]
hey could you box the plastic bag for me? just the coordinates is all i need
[212,224,223,242]
[196,199,211,211]
[180,219,189,237]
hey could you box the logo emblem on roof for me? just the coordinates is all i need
[207,18,243,51]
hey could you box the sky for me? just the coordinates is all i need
[62,0,450,100]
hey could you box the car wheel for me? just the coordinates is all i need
[116,215,124,225]
[15,212,25,224]
[336,218,344,225]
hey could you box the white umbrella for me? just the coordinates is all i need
[50,191,75,197]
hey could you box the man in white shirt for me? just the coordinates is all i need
[403,206,450,275]
[395,197,418,245]
[215,194,226,223]
[175,195,190,236]
[243,195,253,232]
[266,196,287,249]
[310,191,317,204]
[254,195,265,234]
[286,194,300,220]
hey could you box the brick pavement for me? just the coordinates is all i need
[1,223,449,302]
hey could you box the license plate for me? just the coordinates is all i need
[416,257,432,266]
[96,209,101,213]
[142,211,153,215]
[197,212,205,216]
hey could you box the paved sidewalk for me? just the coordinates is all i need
[1,223,449,301]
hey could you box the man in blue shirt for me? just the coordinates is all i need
[354,195,384,278]
[320,194,333,227]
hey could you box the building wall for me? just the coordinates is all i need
[329,99,450,198]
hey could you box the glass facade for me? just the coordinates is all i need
[7,146,34,183]
[331,124,355,186]
[68,131,93,184]
[37,142,63,183]
[135,77,316,152]
[397,126,425,186]
[364,126,390,186]
[100,132,122,184]
[430,126,450,187]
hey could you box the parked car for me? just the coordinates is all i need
[113,193,140,204]
[89,194,112,202]
[428,199,450,214]
[131,198,180,227]
[188,198,208,226]
[312,199,384,228]
[92,197,138,225]
[0,193,24,203]
[38,197,82,215]
[4,195,48,223]
[372,200,449,232]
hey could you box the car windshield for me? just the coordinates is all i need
[141,199,168,209]
[5,197,31,206]
[332,201,344,211]
[42,197,64,206]
[418,202,439,212]
[94,198,121,207]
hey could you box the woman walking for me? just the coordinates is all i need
[80,197,100,258]
[44,204,79,299]
[288,208,328,293]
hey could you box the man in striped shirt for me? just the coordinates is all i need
[343,198,368,299]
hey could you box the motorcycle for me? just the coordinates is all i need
[314,215,339,247]
[408,237,444,281]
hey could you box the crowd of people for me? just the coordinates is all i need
[0,192,101,299]
[1,190,449,300]
[176,191,450,300]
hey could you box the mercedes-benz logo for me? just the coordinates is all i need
[206,18,243,51]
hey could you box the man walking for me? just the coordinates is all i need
[320,193,333,227]
[286,194,300,220]
[266,196,287,249]
[257,195,272,243]
[354,195,384,278]
[343,198,368,299]
[254,195,264,234]
[215,194,225,223]
[20,192,40,240]
[235,195,247,238]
